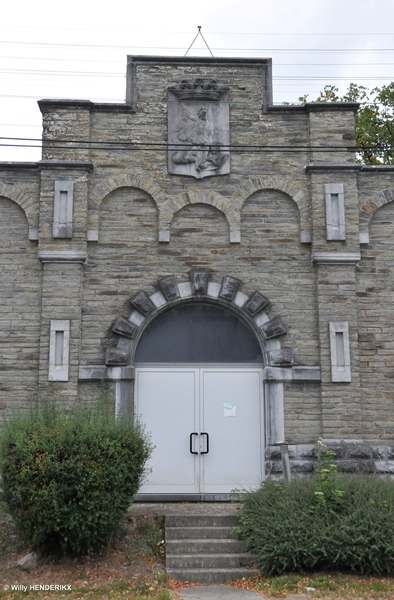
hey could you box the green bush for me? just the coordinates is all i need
[238,475,394,576]
[0,398,153,556]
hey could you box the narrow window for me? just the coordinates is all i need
[49,320,70,381]
[53,181,74,238]
[329,322,351,382]
[325,183,345,241]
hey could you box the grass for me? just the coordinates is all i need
[0,578,173,599]
[232,572,394,598]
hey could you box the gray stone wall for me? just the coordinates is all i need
[0,196,41,416]
[356,200,394,442]
[1,55,394,458]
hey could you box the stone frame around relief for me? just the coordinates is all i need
[167,81,230,179]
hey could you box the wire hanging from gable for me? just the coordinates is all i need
[184,26,214,57]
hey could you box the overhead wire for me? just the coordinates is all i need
[0,136,391,154]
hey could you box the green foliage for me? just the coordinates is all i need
[0,397,153,556]
[238,474,394,576]
[313,438,345,512]
[296,82,394,165]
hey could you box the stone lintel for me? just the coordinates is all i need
[312,252,361,265]
[263,366,321,382]
[305,163,361,174]
[38,250,88,264]
[79,365,135,380]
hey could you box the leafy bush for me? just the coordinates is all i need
[0,398,153,556]
[238,475,394,575]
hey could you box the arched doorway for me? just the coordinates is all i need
[134,303,265,497]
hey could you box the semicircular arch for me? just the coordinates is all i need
[0,183,37,239]
[236,177,310,241]
[88,175,167,238]
[360,187,394,242]
[104,270,292,369]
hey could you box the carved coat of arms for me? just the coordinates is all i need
[168,79,230,179]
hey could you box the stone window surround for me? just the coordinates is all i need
[53,180,74,239]
[329,321,351,382]
[325,183,346,241]
[49,320,70,381]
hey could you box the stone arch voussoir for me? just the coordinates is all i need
[105,270,293,368]
[162,191,241,243]
[236,177,311,243]
[0,182,38,240]
[360,187,394,243]
[88,175,167,240]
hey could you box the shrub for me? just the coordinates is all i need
[238,475,394,575]
[0,398,153,556]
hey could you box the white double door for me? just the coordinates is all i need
[135,367,264,495]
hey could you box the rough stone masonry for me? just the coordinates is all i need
[1,55,394,482]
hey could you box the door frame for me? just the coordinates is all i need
[134,364,265,502]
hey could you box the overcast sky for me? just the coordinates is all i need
[1,0,393,161]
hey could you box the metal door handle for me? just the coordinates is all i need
[201,432,209,455]
[190,432,198,455]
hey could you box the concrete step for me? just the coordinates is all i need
[166,526,238,540]
[165,515,240,528]
[166,539,247,555]
[166,552,255,569]
[166,567,258,584]
[164,513,255,584]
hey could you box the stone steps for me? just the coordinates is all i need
[165,514,257,584]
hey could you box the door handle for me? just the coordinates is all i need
[190,432,198,455]
[200,432,209,455]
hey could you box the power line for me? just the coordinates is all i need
[1,40,394,52]
[0,136,390,154]
[0,24,393,36]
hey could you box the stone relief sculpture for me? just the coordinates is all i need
[168,79,230,179]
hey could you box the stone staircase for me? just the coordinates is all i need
[165,514,257,584]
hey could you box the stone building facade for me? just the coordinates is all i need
[1,56,394,499]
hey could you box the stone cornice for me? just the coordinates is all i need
[0,162,39,170]
[38,99,135,114]
[268,102,359,114]
[312,252,361,265]
[128,55,272,66]
[38,250,88,264]
[305,163,362,174]
[360,165,394,172]
[38,160,94,171]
